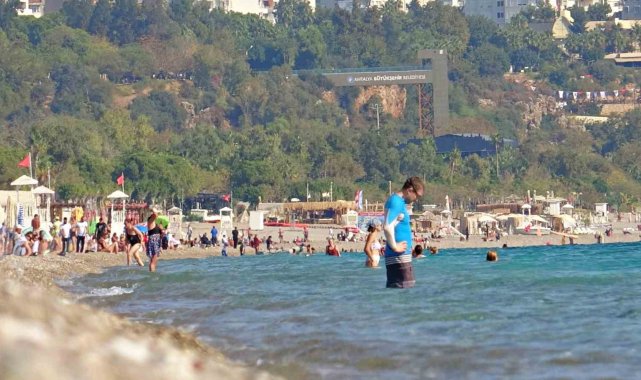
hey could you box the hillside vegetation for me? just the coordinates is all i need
[0,0,640,209]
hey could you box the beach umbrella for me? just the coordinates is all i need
[135,223,148,234]
[478,214,497,223]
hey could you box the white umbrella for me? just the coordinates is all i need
[32,185,55,195]
[107,190,129,199]
[562,204,574,209]
[478,214,497,223]
[10,175,38,187]
[521,203,532,209]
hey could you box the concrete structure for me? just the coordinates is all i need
[306,49,449,136]
[623,0,641,19]
[463,0,538,25]
[17,0,45,18]
[434,134,518,157]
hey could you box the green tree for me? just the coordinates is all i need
[129,90,187,132]
[88,0,111,37]
[109,0,138,45]
[62,0,93,29]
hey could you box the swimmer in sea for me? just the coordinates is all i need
[364,219,383,268]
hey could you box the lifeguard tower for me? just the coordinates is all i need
[167,206,183,238]
[32,185,55,224]
[107,190,128,236]
[219,207,233,231]
[10,175,38,227]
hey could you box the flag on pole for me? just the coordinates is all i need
[222,194,231,202]
[18,153,30,168]
[116,173,124,186]
[358,190,363,210]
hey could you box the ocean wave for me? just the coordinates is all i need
[84,285,138,298]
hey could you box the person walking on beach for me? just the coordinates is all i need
[125,218,145,266]
[210,225,218,246]
[187,223,193,242]
[278,228,283,244]
[146,213,164,272]
[364,219,383,267]
[383,176,424,288]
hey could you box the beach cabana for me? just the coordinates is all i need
[107,190,128,236]
[521,203,532,215]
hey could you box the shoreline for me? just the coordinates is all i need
[1,221,639,379]
[0,250,282,380]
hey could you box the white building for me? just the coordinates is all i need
[197,0,315,22]
[463,0,538,25]
[17,0,45,18]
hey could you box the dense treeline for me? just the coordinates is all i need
[0,0,640,210]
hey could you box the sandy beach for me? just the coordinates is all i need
[1,218,639,380]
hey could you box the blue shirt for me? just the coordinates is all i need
[384,193,412,258]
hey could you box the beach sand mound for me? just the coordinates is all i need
[0,255,279,380]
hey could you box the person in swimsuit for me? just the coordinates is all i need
[125,218,145,266]
[364,219,383,268]
[383,176,424,288]
[146,213,164,272]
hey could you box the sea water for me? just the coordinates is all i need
[67,242,641,379]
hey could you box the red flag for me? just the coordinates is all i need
[222,194,230,202]
[116,173,124,186]
[17,153,30,168]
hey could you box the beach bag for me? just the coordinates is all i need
[161,234,169,250]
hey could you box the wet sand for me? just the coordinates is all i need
[1,218,639,379]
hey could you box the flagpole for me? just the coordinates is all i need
[29,151,33,180]
[306,182,309,202]
[121,172,124,192]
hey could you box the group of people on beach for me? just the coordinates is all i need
[1,212,169,272]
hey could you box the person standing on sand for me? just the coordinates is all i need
[364,219,383,267]
[124,218,145,266]
[146,213,164,272]
[187,223,193,242]
[59,217,72,256]
[75,216,88,253]
[278,228,283,244]
[232,227,239,249]
[383,176,424,288]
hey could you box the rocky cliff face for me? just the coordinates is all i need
[353,85,407,118]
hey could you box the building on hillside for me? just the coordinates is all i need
[585,18,641,31]
[463,0,538,25]
[623,0,641,19]
[196,0,315,22]
[604,52,641,67]
[16,0,45,17]
[528,15,573,39]
[434,134,518,158]
[318,0,433,12]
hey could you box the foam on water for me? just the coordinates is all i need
[68,242,641,379]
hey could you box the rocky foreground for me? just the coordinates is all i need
[0,252,280,380]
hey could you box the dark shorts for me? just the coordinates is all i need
[386,262,415,288]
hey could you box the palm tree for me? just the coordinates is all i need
[448,147,462,185]
[492,133,501,180]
